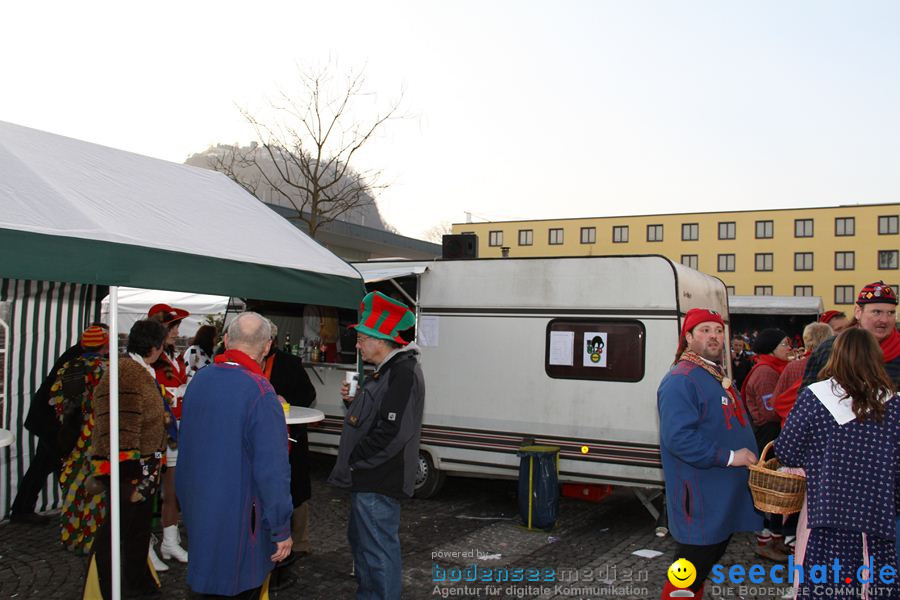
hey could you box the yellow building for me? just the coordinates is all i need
[451,203,900,313]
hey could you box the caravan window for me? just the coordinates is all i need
[545,319,645,382]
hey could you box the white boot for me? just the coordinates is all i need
[160,524,188,563]
[149,535,169,572]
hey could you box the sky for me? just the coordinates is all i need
[2,1,899,239]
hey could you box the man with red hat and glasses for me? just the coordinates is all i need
[329,291,425,600]
[657,308,762,599]
[146,303,191,569]
[801,281,900,566]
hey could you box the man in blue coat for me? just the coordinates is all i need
[657,308,762,599]
[177,312,293,599]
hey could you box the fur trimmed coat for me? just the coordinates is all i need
[93,356,167,459]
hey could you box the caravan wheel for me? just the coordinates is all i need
[414,451,445,498]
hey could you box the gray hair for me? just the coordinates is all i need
[226,312,272,352]
[267,319,278,339]
[803,322,834,353]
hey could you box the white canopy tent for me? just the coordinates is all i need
[100,287,244,338]
[0,121,363,303]
[0,120,364,599]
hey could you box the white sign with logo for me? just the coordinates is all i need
[583,332,608,368]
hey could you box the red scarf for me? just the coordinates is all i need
[773,351,811,426]
[752,353,789,374]
[740,353,789,400]
[214,349,264,375]
[881,328,900,363]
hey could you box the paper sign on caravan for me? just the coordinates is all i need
[549,331,575,366]
[583,332,608,368]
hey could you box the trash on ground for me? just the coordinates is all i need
[631,549,664,558]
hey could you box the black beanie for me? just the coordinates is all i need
[753,328,787,355]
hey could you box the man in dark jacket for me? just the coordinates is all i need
[10,323,108,523]
[263,328,317,558]
[328,292,425,600]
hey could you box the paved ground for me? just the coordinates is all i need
[0,455,786,600]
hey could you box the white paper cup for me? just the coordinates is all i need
[345,371,359,396]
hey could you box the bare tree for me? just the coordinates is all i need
[423,221,452,243]
[210,64,402,239]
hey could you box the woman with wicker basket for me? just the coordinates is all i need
[775,328,900,599]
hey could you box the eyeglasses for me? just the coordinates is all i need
[779,340,792,347]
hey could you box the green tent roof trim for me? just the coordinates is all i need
[0,228,364,309]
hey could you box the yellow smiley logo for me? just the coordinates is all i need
[667,558,696,588]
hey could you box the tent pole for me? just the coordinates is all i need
[109,286,121,600]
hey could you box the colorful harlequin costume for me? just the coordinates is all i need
[51,352,107,553]
[50,325,109,554]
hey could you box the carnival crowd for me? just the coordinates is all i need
[9,291,424,600]
[659,281,900,600]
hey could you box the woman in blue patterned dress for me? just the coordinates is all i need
[776,328,900,599]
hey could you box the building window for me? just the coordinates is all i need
[580,227,596,244]
[488,231,503,247]
[755,286,773,296]
[718,221,736,240]
[518,229,533,246]
[725,286,735,296]
[681,255,698,270]
[835,285,855,305]
[794,219,814,238]
[647,224,663,242]
[718,254,735,272]
[879,215,899,235]
[794,285,813,297]
[548,228,564,245]
[835,251,855,271]
[794,252,813,271]
[755,220,774,239]
[755,253,773,272]
[612,225,629,243]
[835,217,855,236]
[879,250,899,270]
[681,223,699,241]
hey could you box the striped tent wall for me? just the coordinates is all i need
[0,279,106,518]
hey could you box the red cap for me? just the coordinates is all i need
[681,308,725,338]
[857,281,898,306]
[818,310,843,324]
[147,303,190,325]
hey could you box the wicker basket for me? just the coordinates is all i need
[747,441,806,515]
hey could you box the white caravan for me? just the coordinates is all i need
[307,255,729,500]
